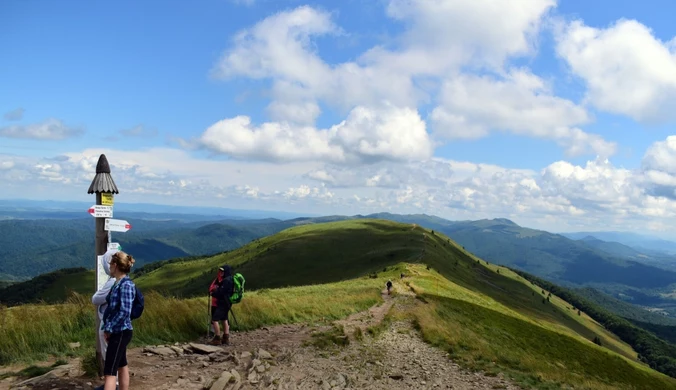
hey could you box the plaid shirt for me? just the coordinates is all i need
[102,276,135,333]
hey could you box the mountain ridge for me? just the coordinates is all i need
[4,218,676,387]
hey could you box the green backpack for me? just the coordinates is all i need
[230,273,245,304]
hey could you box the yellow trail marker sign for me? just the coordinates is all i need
[101,192,114,206]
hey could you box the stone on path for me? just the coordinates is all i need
[257,348,273,359]
[144,346,178,357]
[209,370,233,390]
[189,343,222,354]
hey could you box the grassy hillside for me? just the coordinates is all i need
[403,263,676,390]
[131,219,676,384]
[511,268,676,380]
[0,268,94,306]
[0,218,286,280]
[5,219,676,389]
[131,220,638,356]
[5,266,674,388]
[8,211,676,307]
[0,273,383,365]
[134,219,421,296]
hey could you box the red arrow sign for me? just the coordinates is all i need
[105,218,131,232]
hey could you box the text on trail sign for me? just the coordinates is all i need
[101,193,114,206]
[108,242,121,251]
[104,218,131,232]
[88,205,113,218]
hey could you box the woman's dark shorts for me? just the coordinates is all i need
[211,305,230,322]
[104,329,133,376]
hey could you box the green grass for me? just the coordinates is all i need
[133,220,646,363]
[401,263,676,389]
[134,219,422,296]
[0,268,94,306]
[413,295,674,390]
[0,271,385,365]
[41,271,94,302]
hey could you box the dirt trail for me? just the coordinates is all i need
[4,283,520,390]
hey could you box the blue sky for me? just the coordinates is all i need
[2,0,676,236]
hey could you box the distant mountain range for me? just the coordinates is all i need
[0,198,316,221]
[2,200,676,315]
[561,230,676,255]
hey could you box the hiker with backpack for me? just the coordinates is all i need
[209,264,234,345]
[100,251,140,390]
[386,279,393,295]
[91,249,120,390]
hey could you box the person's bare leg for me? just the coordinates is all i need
[118,366,129,390]
[223,320,230,344]
[212,321,221,337]
[104,375,117,390]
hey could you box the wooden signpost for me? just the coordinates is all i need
[87,154,121,377]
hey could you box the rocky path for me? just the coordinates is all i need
[5,284,520,390]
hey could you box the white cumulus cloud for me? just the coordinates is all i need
[208,2,614,159]
[430,69,615,157]
[556,18,676,122]
[197,104,433,164]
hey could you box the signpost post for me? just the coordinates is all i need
[87,154,119,377]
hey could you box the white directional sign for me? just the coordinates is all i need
[88,205,113,218]
[108,242,121,251]
[104,218,131,232]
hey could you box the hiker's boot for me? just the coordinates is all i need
[223,334,230,345]
[209,335,222,345]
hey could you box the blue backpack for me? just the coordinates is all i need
[130,284,144,320]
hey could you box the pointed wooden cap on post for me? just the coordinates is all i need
[87,154,119,194]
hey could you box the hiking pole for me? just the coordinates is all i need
[206,294,211,338]
[229,307,239,330]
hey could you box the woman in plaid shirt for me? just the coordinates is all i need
[101,251,136,390]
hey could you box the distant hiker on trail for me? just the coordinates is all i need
[101,251,137,390]
[386,280,393,295]
[91,249,119,390]
[209,264,234,345]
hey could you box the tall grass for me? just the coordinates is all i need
[0,294,94,364]
[411,296,676,390]
[400,264,676,390]
[0,274,386,365]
